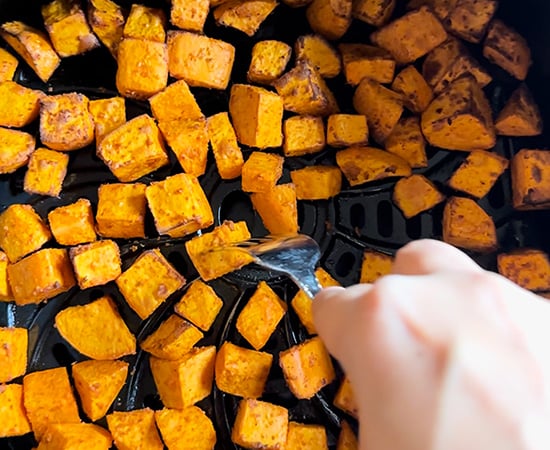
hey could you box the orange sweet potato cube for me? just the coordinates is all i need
[446,0,498,44]
[116,249,185,320]
[290,166,342,200]
[295,34,341,79]
[511,149,550,210]
[241,151,284,193]
[0,327,27,383]
[149,80,203,123]
[123,4,166,43]
[107,409,164,450]
[87,0,125,58]
[69,239,121,289]
[88,97,126,143]
[360,250,394,284]
[23,367,80,439]
[24,148,69,197]
[393,175,445,219]
[391,66,433,113]
[251,184,299,235]
[498,250,550,292]
[171,0,209,32]
[48,198,97,245]
[207,112,244,180]
[334,376,358,418]
[306,0,352,41]
[174,280,224,332]
[0,251,12,301]
[327,114,368,148]
[337,421,358,450]
[55,295,136,359]
[96,183,146,238]
[0,47,18,82]
[150,346,216,409]
[0,81,43,128]
[279,336,336,399]
[0,127,35,174]
[248,40,292,84]
[385,117,427,169]
[0,384,31,438]
[232,399,288,449]
[286,422,328,450]
[283,115,325,157]
[495,84,543,137]
[339,43,395,85]
[353,0,395,26]
[214,0,278,37]
[72,360,128,422]
[37,423,112,450]
[155,406,216,450]
[215,341,272,398]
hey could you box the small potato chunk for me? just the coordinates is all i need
[0,47,18,82]
[87,0,125,58]
[55,295,136,359]
[241,151,284,193]
[495,84,543,137]
[88,97,126,143]
[371,7,447,64]
[511,149,550,210]
[37,423,112,450]
[498,250,550,292]
[149,80,203,122]
[443,197,497,252]
[483,19,531,80]
[0,251,13,301]
[327,114,368,147]
[393,174,445,219]
[448,150,509,199]
[287,422,328,450]
[207,112,244,179]
[421,75,495,151]
[24,148,69,197]
[69,239,121,289]
[175,280,224,332]
[42,0,99,57]
[360,250,393,284]
[48,198,96,245]
[155,407,216,450]
[171,0,210,32]
[248,40,292,84]
[107,409,164,450]
[295,34,341,79]
[116,249,185,320]
[385,117,427,169]
[251,184,299,235]
[336,146,412,186]
[168,31,235,90]
[353,0,395,26]
[0,327,27,383]
[0,21,60,82]
[391,66,433,113]
[72,360,128,422]
[283,115,325,157]
[445,0,497,43]
[337,421,359,450]
[214,0,279,37]
[306,0,352,41]
[290,166,342,200]
[0,384,31,438]
[0,127,35,174]
[0,81,43,128]
[339,43,395,85]
[123,4,166,43]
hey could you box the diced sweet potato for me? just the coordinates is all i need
[295,34,341,78]
[0,327,27,383]
[69,239,121,289]
[175,280,224,332]
[306,0,352,40]
[0,251,12,301]
[49,198,96,245]
[0,81,43,128]
[149,80,203,123]
[393,175,445,219]
[215,341,272,398]
[421,75,495,151]
[497,249,550,292]
[0,127,35,174]
[291,166,342,200]
[24,148,69,197]
[448,150,509,198]
[327,114,368,147]
[123,4,166,43]
[72,360,128,422]
[360,250,394,283]
[248,40,292,84]
[283,115,325,156]
[353,0,395,26]
[55,295,136,359]
[171,0,209,32]
[406,0,455,19]
[340,43,395,85]
[37,423,112,450]
[242,152,284,193]
[107,409,164,450]
[495,84,542,137]
[337,421,358,450]
[155,407,216,450]
[207,112,244,179]
[88,97,126,143]
[384,116,427,169]
[336,146,411,186]
[0,47,18,82]
[0,384,31,438]
[116,249,186,320]
[214,0,279,37]
[286,422,328,450]
[87,0,125,58]
[445,0,497,43]
[511,149,550,210]
[251,184,299,234]
[391,66,433,113]
[443,196,497,252]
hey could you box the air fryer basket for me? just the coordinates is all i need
[0,0,549,449]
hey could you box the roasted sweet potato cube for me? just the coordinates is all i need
[214,0,279,37]
[291,166,342,200]
[0,251,12,301]
[123,4,166,43]
[88,97,126,143]
[55,295,136,359]
[283,115,325,156]
[185,221,254,281]
[287,422,328,450]
[171,0,209,32]
[496,84,542,137]
[23,367,80,439]
[498,250,550,292]
[141,315,203,360]
[384,117,427,169]
[443,197,497,252]
[353,78,403,144]
[448,150,509,199]
[42,0,99,57]
[168,31,235,90]
[215,341,272,398]
[37,423,112,450]
[327,114,368,147]
[306,0,352,40]
[248,40,292,84]
[421,75,495,151]
[49,198,96,245]
[295,34,341,79]
[251,184,299,235]
[483,20,531,80]
[0,127,35,174]
[353,0,395,26]
[97,114,169,182]
[340,43,395,85]
[116,249,185,320]
[149,80,203,123]
[107,409,164,450]
[371,7,447,64]
[391,66,433,113]
[241,152,284,193]
[207,112,244,179]
[229,84,284,149]
[0,47,18,82]
[24,148,69,197]
[155,407,216,450]
[280,336,335,399]
[87,0,125,58]
[150,346,216,409]
[445,0,497,43]
[337,421,358,450]
[511,149,550,210]
[69,240,121,289]
[0,21,60,82]
[360,250,393,283]
[393,175,445,219]
[274,61,339,116]
[175,281,224,332]
[0,81,42,128]
[0,327,27,383]
[72,360,128,422]
[336,146,411,186]
[0,384,31,438]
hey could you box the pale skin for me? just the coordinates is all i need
[313,240,550,450]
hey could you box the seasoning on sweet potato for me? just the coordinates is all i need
[123,4,166,43]
[0,127,35,174]
[0,251,13,301]
[384,116,428,169]
[107,409,164,450]
[339,43,395,85]
[87,0,125,58]
[155,406,217,450]
[207,112,244,180]
[0,384,31,438]
[337,421,358,450]
[88,97,126,143]
[248,40,292,84]
[327,114,369,147]
[445,0,497,43]
[360,250,393,283]
[495,84,543,137]
[290,166,342,200]
[306,0,352,41]
[353,0,395,26]
[37,423,112,450]
[175,280,224,332]
[497,249,550,292]
[0,81,43,128]
[251,183,299,235]
[393,174,445,219]
[0,47,18,82]
[24,148,69,197]
[335,378,358,417]
[391,66,433,113]
[149,80,203,122]
[49,199,96,246]
[283,115,325,156]
[214,0,279,37]
[69,239,121,289]
[241,151,284,193]
[286,422,328,450]
[295,34,341,79]
[0,327,27,383]
[171,0,210,33]
[511,149,550,210]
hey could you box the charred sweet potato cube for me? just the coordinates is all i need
[155,407,216,450]
[274,61,339,116]
[495,84,542,137]
[353,78,403,144]
[214,0,279,37]
[23,367,80,439]
[0,384,31,438]
[393,174,445,219]
[229,84,284,149]
[168,31,235,90]
[207,112,244,179]
[175,280,224,332]
[69,240,121,289]
[290,166,342,200]
[149,80,203,123]
[360,250,393,283]
[48,198,96,245]
[42,0,99,57]
[232,399,288,449]
[55,295,136,359]
[283,115,325,156]
[87,0,125,58]
[241,151,284,193]
[37,423,112,450]
[150,346,216,409]
[0,47,18,82]
[0,21,60,82]
[327,114,369,147]
[498,250,550,292]
[336,146,411,186]
[97,114,169,182]
[483,20,531,80]
[0,251,12,301]
[116,249,186,320]
[185,221,254,281]
[251,184,299,235]
[337,421,358,450]
[371,7,447,64]
[353,0,395,26]
[0,204,51,263]
[123,4,166,43]
[0,127,35,174]
[107,409,164,450]
[511,149,550,210]
[72,360,128,422]
[24,148,69,197]
[171,0,209,32]
[88,97,126,143]
[286,422,328,450]
[391,66,433,113]
[421,75,495,151]
[215,341,272,398]
[385,116,427,168]
[443,196,497,252]
[279,336,336,399]
[306,0,352,40]
[339,43,395,85]
[0,327,27,383]
[295,34,341,79]
[0,81,43,128]
[248,40,292,84]
[445,0,497,43]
